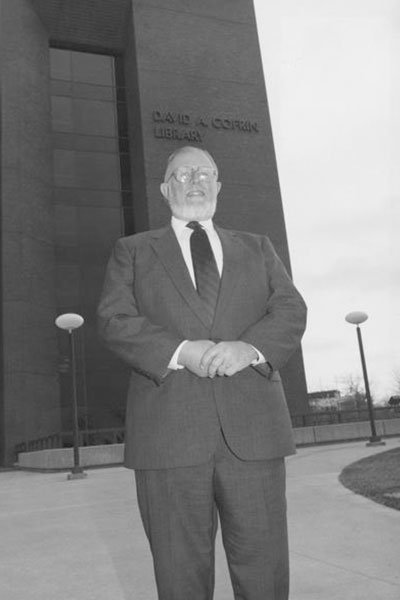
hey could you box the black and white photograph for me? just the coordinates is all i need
[0,1,399,599]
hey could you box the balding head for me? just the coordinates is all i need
[163,146,219,182]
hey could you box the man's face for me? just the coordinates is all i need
[160,148,221,221]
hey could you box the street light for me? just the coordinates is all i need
[55,313,88,479]
[345,311,385,447]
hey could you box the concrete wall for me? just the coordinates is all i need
[17,420,400,470]
[0,0,61,465]
[18,443,124,470]
[293,419,400,446]
[129,1,288,247]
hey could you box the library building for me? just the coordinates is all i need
[0,0,308,465]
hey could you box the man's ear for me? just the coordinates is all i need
[160,182,169,199]
[216,181,222,194]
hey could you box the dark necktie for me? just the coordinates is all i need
[187,221,220,323]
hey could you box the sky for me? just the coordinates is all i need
[253,0,399,402]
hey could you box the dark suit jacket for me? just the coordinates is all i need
[97,224,307,469]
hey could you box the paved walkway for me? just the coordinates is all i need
[0,439,399,600]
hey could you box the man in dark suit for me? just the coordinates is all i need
[97,146,307,600]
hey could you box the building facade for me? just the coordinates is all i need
[0,0,308,465]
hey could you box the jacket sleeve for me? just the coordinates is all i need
[97,237,183,384]
[239,236,307,374]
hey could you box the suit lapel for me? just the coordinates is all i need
[149,226,213,328]
[213,227,243,321]
[149,225,244,330]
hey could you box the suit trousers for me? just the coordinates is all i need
[134,430,289,600]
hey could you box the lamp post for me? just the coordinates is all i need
[55,313,88,479]
[345,311,385,447]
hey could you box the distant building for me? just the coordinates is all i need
[308,390,341,412]
[389,395,400,406]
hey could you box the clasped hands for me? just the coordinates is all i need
[178,340,257,378]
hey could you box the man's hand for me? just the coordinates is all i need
[177,340,216,377]
[200,341,257,378]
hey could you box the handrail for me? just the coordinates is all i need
[14,427,125,460]
[290,406,400,428]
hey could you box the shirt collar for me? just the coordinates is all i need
[171,216,215,236]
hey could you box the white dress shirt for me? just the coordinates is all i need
[170,216,223,283]
[167,217,265,369]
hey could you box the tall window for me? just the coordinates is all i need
[50,49,131,429]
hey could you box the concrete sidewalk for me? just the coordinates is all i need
[0,439,399,600]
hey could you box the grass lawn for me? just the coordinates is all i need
[339,446,400,511]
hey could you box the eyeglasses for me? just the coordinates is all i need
[168,166,217,184]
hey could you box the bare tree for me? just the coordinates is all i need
[338,373,367,410]
[387,369,400,406]
[391,368,400,395]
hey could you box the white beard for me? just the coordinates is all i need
[169,199,217,222]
